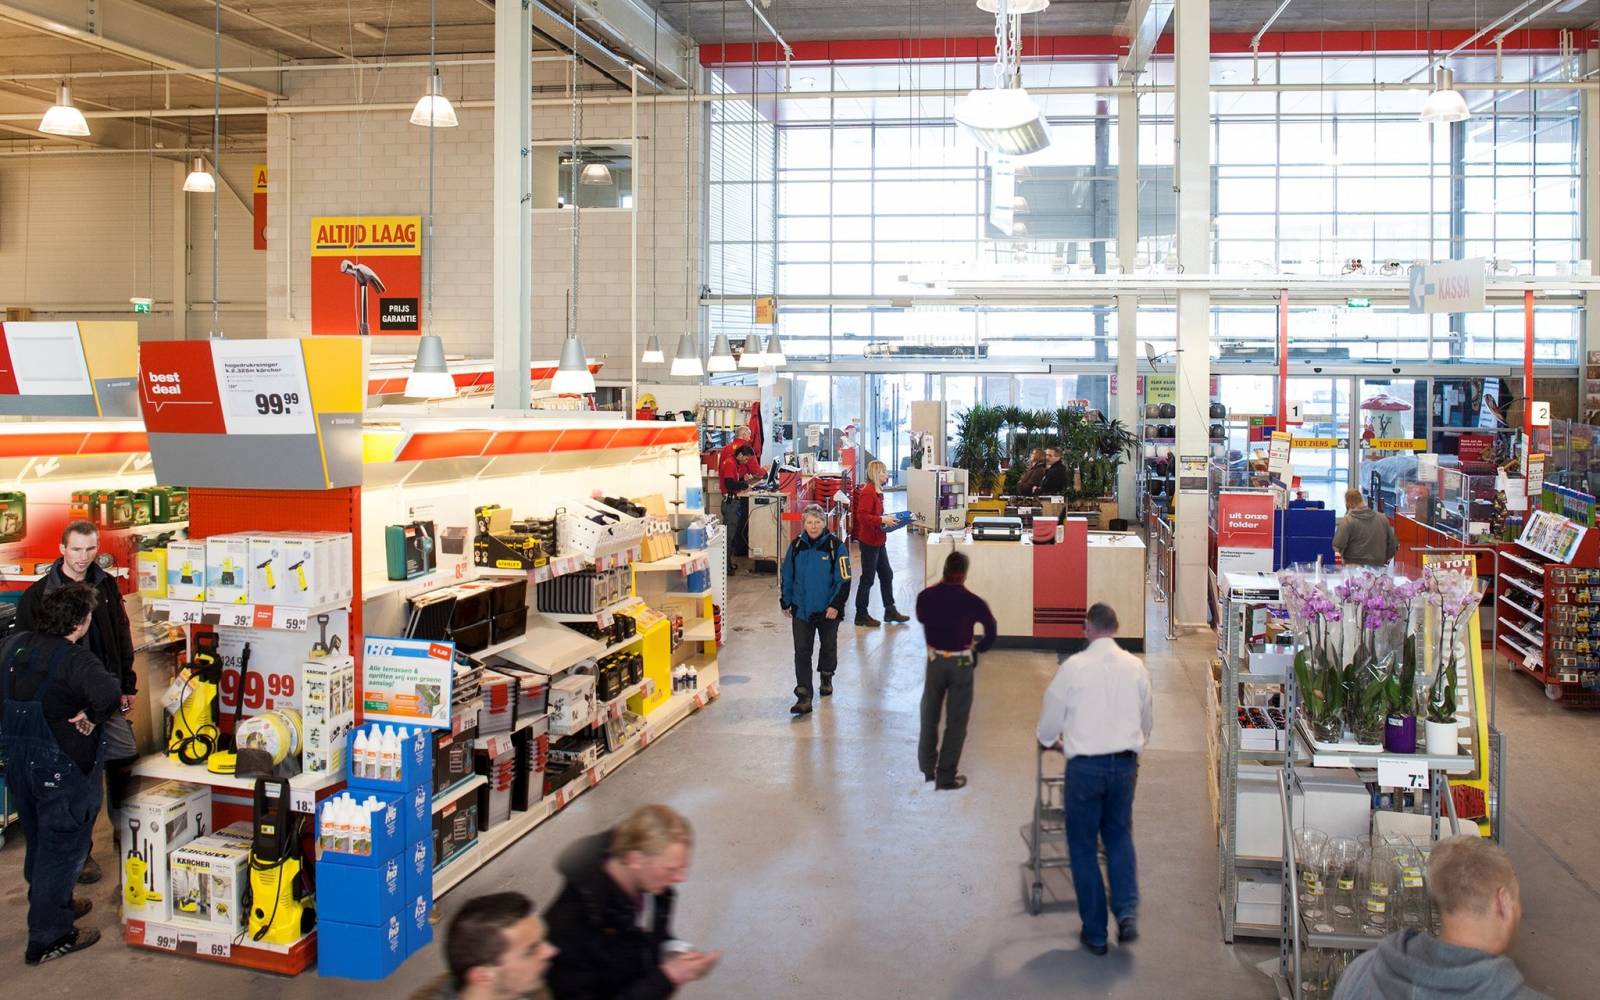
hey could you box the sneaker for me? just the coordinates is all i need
[76,858,102,885]
[71,898,92,919]
[1117,918,1138,944]
[884,608,910,623]
[1079,930,1108,956]
[819,675,834,697]
[854,613,881,627]
[935,775,968,791]
[25,926,101,966]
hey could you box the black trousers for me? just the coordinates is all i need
[854,543,895,615]
[10,758,101,948]
[792,615,840,697]
[918,653,976,783]
[721,495,749,560]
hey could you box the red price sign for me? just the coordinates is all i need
[219,666,297,712]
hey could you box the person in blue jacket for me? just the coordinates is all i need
[780,504,852,717]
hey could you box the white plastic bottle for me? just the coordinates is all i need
[382,728,401,781]
[351,801,371,856]
[396,727,410,772]
[688,663,699,690]
[332,797,352,853]
[353,730,371,779]
[319,800,336,852]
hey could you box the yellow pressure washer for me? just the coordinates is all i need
[246,778,315,945]
[167,632,223,765]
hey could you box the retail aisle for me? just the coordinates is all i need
[2,521,1594,997]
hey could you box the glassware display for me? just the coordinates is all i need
[1363,841,1400,936]
[1294,828,1331,922]
[1395,838,1429,929]
[1327,836,1366,932]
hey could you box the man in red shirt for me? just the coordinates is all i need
[717,426,763,480]
[720,443,761,573]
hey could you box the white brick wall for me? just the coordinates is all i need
[265,61,704,376]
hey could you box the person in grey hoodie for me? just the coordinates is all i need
[1333,836,1547,1000]
[1333,488,1399,567]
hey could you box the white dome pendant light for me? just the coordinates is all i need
[1420,66,1470,124]
[39,82,90,136]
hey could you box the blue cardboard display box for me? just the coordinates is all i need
[318,913,405,981]
[347,723,434,794]
[318,792,405,867]
[316,852,405,926]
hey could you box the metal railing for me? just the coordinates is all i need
[1148,511,1178,639]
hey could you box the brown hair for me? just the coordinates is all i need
[611,804,693,859]
[1344,488,1365,509]
[444,892,535,989]
[1428,836,1517,917]
[60,519,99,546]
[942,551,969,582]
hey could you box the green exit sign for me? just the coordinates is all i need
[130,297,153,314]
[1345,296,1371,309]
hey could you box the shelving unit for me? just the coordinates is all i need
[1495,530,1600,706]
[1215,573,1289,944]
[907,465,968,532]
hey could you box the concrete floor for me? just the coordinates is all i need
[2,518,1597,998]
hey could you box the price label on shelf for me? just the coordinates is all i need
[207,603,257,629]
[289,787,317,814]
[532,565,552,584]
[149,925,182,952]
[1377,759,1430,790]
[554,788,567,810]
[167,602,205,626]
[694,692,708,709]
[181,927,232,959]
[640,729,651,748]
[587,767,600,789]
[609,701,624,721]
[272,607,309,632]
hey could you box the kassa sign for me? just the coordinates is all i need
[310,215,422,336]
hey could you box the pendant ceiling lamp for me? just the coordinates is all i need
[670,332,704,377]
[707,334,737,373]
[738,333,765,369]
[954,0,1051,156]
[410,71,459,128]
[39,83,89,137]
[551,334,596,394]
[763,332,786,367]
[977,0,1048,12]
[182,156,215,193]
[1420,66,1470,124]
[405,334,456,397]
[641,334,665,364]
[579,162,613,185]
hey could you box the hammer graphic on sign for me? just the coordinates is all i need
[339,260,385,335]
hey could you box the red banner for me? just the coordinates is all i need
[310,215,422,336]
[1216,491,1276,576]
[138,341,227,434]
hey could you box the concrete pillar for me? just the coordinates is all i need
[1116,89,1139,520]
[494,0,534,410]
[1173,0,1213,626]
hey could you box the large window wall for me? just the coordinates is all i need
[705,48,1588,367]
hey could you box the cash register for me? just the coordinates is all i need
[971,516,1025,541]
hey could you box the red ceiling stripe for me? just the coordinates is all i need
[394,430,493,463]
[482,429,564,456]
[701,29,1579,66]
[608,427,657,449]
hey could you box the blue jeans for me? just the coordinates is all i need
[10,756,102,948]
[854,543,895,616]
[1065,753,1139,946]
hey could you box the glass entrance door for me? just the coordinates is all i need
[1356,377,1428,513]
[868,374,927,488]
[1285,377,1353,508]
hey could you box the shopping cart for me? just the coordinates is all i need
[1023,744,1070,915]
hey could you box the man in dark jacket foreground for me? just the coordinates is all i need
[1334,836,1547,1000]
[410,891,557,1000]
[544,805,719,999]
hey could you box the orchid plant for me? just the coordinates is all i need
[1420,565,1482,725]
[1332,572,1421,744]
[1280,571,1347,742]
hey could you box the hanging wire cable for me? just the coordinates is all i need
[212,0,221,336]
[427,0,436,335]
[750,0,759,353]
[570,7,582,347]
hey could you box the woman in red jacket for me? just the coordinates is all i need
[851,460,909,627]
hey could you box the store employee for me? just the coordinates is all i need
[720,443,760,572]
[717,425,763,479]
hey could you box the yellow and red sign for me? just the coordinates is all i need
[310,215,422,336]
[252,165,267,250]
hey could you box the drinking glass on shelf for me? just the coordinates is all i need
[1396,840,1429,929]
[1299,947,1330,1000]
[1294,828,1331,922]
[1362,842,1399,936]
[1327,836,1366,931]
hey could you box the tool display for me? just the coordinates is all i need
[168,633,224,764]
[246,777,315,945]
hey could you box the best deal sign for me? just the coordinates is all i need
[139,338,366,489]
[1216,491,1276,576]
[310,215,422,336]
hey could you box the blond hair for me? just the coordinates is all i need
[610,804,693,858]
[1428,836,1517,917]
[866,460,887,483]
[1345,488,1365,509]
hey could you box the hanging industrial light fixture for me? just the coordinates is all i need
[763,332,786,367]
[552,9,594,395]
[39,82,90,137]
[641,334,665,364]
[708,334,738,372]
[670,332,704,377]
[410,71,459,128]
[738,332,765,369]
[1420,66,1470,123]
[977,0,1048,12]
[182,155,215,193]
[552,333,595,393]
[954,0,1051,156]
[579,161,613,185]
[405,335,456,397]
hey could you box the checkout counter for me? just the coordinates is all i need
[924,518,1147,649]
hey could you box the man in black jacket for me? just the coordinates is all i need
[16,520,137,886]
[1035,446,1069,497]
[544,805,719,999]
[1,583,122,965]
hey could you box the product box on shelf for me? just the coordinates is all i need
[433,722,478,791]
[548,673,596,736]
[269,532,352,607]
[206,534,253,605]
[168,833,250,934]
[165,540,208,601]
[318,792,405,867]
[316,852,405,926]
[404,892,433,955]
[318,912,406,981]
[433,796,479,869]
[119,781,213,922]
[404,835,433,898]
[475,530,548,571]
[302,654,357,776]
[137,548,168,599]
[402,781,432,845]
[347,721,434,793]
[385,521,437,582]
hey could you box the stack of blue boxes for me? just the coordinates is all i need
[317,723,435,981]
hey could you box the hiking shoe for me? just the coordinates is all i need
[854,614,880,627]
[790,697,813,716]
[819,675,834,697]
[25,926,101,966]
[76,858,102,885]
[884,608,910,623]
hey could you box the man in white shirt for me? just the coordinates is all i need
[1035,603,1153,956]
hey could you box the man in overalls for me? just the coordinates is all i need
[1,583,121,965]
